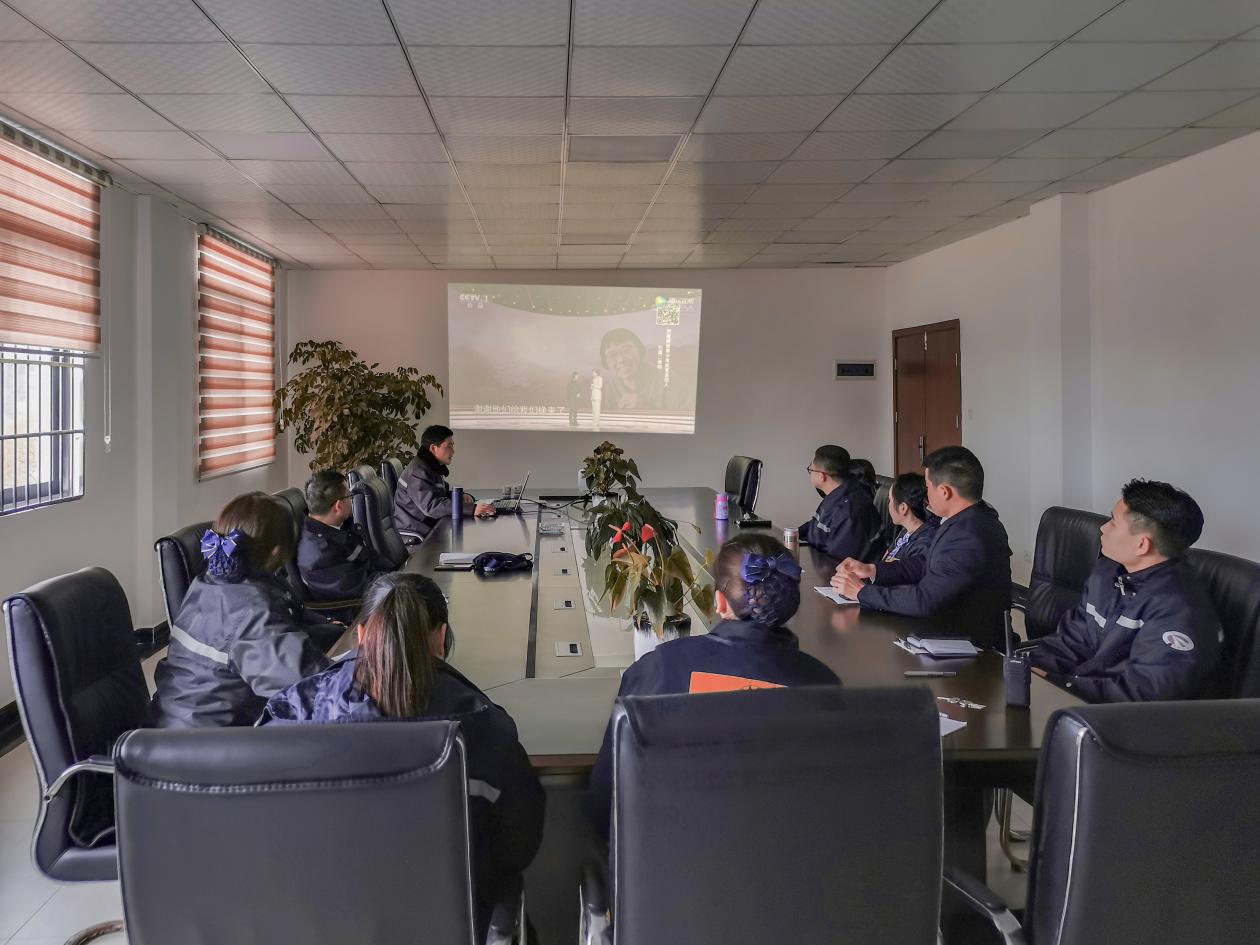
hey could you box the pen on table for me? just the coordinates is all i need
[904,670,957,677]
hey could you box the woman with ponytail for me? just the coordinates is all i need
[150,492,337,728]
[588,532,840,840]
[262,573,544,940]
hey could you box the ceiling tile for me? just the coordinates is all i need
[934,181,1046,201]
[1124,126,1252,157]
[1196,93,1260,127]
[467,186,562,204]
[821,93,981,131]
[563,202,648,219]
[475,203,559,220]
[1016,127,1171,158]
[908,0,1116,42]
[947,92,1120,129]
[430,97,563,135]
[287,95,436,134]
[1073,89,1257,128]
[70,42,268,94]
[872,216,962,231]
[562,221,639,235]
[365,185,457,203]
[0,93,172,131]
[838,182,946,201]
[459,164,561,186]
[494,256,559,267]
[242,44,417,95]
[322,134,447,162]
[1002,42,1212,92]
[657,185,754,203]
[391,0,568,45]
[480,220,558,234]
[777,226,866,241]
[730,203,811,219]
[312,218,400,232]
[229,161,353,186]
[411,47,567,97]
[346,162,453,185]
[746,183,852,202]
[904,128,1046,157]
[448,135,562,162]
[860,44,1052,93]
[1145,42,1260,90]
[575,0,753,45]
[268,184,375,204]
[199,132,330,161]
[198,0,395,43]
[1077,0,1260,41]
[869,158,994,181]
[568,135,680,162]
[812,201,902,217]
[568,97,704,135]
[7,0,221,42]
[299,203,390,220]
[1063,156,1175,181]
[679,132,808,161]
[793,130,926,159]
[766,159,886,182]
[0,42,117,93]
[119,158,252,187]
[968,157,1099,180]
[668,161,777,183]
[383,202,475,220]
[565,163,670,185]
[0,6,46,40]
[142,93,305,133]
[572,46,728,97]
[694,95,843,133]
[743,0,937,44]
[67,129,215,159]
[647,202,734,218]
[716,45,890,96]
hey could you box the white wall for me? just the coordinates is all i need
[287,267,890,530]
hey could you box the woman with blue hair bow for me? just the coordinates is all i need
[588,532,841,840]
[150,492,338,728]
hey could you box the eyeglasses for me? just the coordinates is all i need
[805,466,823,474]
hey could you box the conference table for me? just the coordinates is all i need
[348,486,1081,939]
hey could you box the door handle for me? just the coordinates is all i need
[918,435,924,464]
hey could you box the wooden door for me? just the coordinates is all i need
[893,319,961,474]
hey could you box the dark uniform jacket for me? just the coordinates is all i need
[881,521,939,565]
[800,480,880,561]
[589,619,840,840]
[296,516,389,601]
[1030,557,1222,703]
[858,501,1012,649]
[262,656,545,940]
[150,573,334,728]
[393,450,466,540]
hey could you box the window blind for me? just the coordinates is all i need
[196,231,276,479]
[0,134,101,354]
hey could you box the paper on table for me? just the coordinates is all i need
[814,586,859,606]
[438,552,477,565]
[939,713,967,737]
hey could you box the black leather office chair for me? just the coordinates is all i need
[723,455,768,526]
[114,721,524,945]
[154,520,211,628]
[580,686,942,945]
[381,455,404,502]
[1187,547,1260,698]
[861,478,896,563]
[874,473,893,489]
[948,699,1260,944]
[272,486,307,548]
[351,467,409,569]
[849,458,877,496]
[4,567,150,944]
[1018,506,1107,641]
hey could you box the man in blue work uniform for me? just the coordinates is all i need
[799,444,880,561]
[296,470,391,608]
[1030,479,1222,702]
[832,446,1012,649]
[394,425,495,539]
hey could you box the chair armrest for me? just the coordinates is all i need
[486,873,523,945]
[399,530,423,546]
[943,868,1026,945]
[579,858,612,945]
[44,755,114,801]
[305,597,363,613]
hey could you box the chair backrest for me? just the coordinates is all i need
[610,686,941,945]
[874,473,894,489]
[380,456,404,502]
[351,468,408,569]
[154,520,212,627]
[849,458,877,493]
[4,567,149,882]
[271,487,307,548]
[1026,701,1260,945]
[861,479,896,562]
[115,722,475,945]
[723,455,762,515]
[1186,547,1260,698]
[1025,506,1108,640]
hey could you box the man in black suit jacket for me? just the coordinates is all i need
[832,446,1012,649]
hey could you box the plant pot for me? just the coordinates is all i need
[632,612,692,660]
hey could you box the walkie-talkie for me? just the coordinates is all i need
[1004,611,1031,708]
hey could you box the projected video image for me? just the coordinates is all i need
[448,284,702,435]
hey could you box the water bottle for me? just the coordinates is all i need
[714,492,730,520]
[450,486,463,520]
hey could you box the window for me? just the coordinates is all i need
[0,128,101,514]
[196,231,276,479]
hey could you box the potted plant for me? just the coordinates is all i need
[274,340,443,470]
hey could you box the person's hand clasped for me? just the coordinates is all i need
[831,572,867,601]
[836,558,875,580]
[473,502,496,518]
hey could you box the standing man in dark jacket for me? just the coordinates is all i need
[832,446,1012,649]
[393,424,494,539]
[566,371,582,427]
[1030,479,1222,702]
[297,470,391,605]
[799,444,880,561]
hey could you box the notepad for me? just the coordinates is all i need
[939,713,967,738]
[438,552,477,566]
[907,635,981,658]
[814,586,860,606]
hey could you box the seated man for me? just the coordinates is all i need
[588,533,840,840]
[799,445,880,561]
[832,446,1011,649]
[393,424,494,540]
[1030,479,1222,702]
[297,470,391,606]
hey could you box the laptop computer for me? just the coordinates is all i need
[492,470,531,515]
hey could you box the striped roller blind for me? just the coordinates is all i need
[196,231,276,479]
[0,134,101,354]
